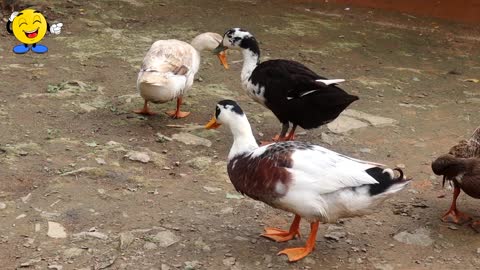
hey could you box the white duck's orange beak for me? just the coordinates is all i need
[217,51,229,69]
[205,116,221,129]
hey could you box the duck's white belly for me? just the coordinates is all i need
[275,185,387,223]
[138,71,190,103]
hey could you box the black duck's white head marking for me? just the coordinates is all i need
[220,28,260,56]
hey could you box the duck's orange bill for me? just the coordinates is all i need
[217,51,229,69]
[205,116,221,129]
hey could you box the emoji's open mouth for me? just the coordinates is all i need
[24,28,39,39]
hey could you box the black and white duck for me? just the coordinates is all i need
[205,99,409,262]
[214,28,359,141]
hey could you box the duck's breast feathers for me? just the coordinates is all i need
[141,39,199,75]
[459,160,480,198]
[227,144,295,202]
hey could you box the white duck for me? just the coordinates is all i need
[205,99,410,262]
[135,32,227,118]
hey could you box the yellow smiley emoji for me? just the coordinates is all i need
[12,9,48,45]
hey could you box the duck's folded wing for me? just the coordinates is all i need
[287,145,381,194]
[141,40,195,74]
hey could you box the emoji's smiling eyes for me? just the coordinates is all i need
[18,18,27,27]
[33,15,42,25]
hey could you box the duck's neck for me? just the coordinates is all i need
[227,116,258,160]
[241,48,260,83]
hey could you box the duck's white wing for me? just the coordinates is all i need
[287,145,381,194]
[141,40,199,75]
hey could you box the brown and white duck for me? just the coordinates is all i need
[205,99,409,262]
[432,154,480,231]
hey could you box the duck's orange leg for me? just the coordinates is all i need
[284,125,297,141]
[278,221,319,262]
[261,124,294,145]
[134,100,156,115]
[166,97,190,119]
[261,215,301,242]
[441,187,472,224]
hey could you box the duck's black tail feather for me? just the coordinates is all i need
[365,167,410,196]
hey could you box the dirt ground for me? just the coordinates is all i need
[1,0,480,269]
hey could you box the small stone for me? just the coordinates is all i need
[72,231,108,240]
[186,156,212,170]
[320,132,343,145]
[396,164,406,169]
[0,202,6,210]
[48,265,63,270]
[119,231,135,250]
[172,132,212,147]
[448,225,458,230]
[47,222,67,238]
[125,151,151,163]
[476,248,480,254]
[220,207,234,214]
[359,148,372,153]
[223,257,236,266]
[20,258,42,267]
[21,193,32,203]
[79,103,96,112]
[304,257,316,264]
[152,230,180,247]
[393,228,433,246]
[144,242,158,250]
[156,133,173,143]
[85,141,97,147]
[95,158,106,165]
[203,186,222,193]
[226,193,244,200]
[35,223,41,232]
[234,236,248,241]
[97,188,106,194]
[161,264,171,270]
[327,115,369,133]
[64,247,84,258]
[324,231,346,241]
[16,213,26,219]
[184,261,200,270]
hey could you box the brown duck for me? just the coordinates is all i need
[432,154,480,231]
[431,126,480,230]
